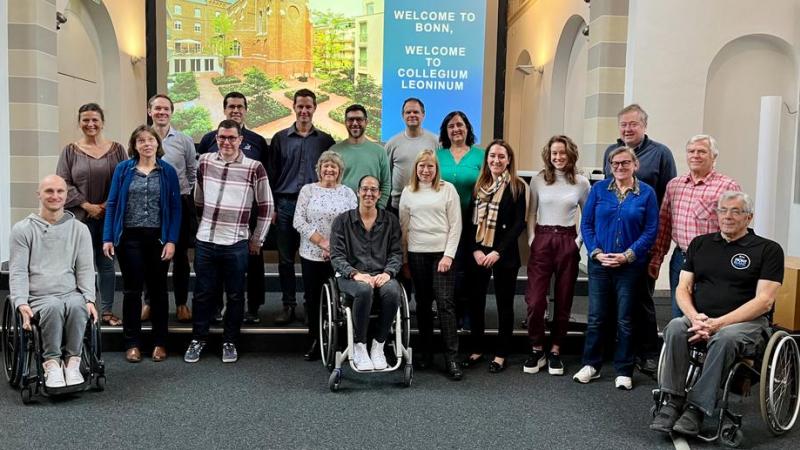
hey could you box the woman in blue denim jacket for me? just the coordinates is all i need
[574,146,658,390]
[102,125,181,363]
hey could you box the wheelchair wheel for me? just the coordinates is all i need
[759,330,800,435]
[720,423,744,448]
[328,368,342,392]
[399,286,411,351]
[656,343,666,386]
[319,280,339,372]
[2,298,25,387]
[20,386,32,404]
[403,364,413,388]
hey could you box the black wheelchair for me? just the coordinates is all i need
[652,329,800,447]
[318,276,413,391]
[2,296,105,404]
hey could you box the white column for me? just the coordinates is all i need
[754,96,782,239]
[0,0,10,262]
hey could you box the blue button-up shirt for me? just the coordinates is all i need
[581,177,659,265]
[267,124,335,195]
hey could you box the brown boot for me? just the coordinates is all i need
[126,347,142,363]
[152,346,167,362]
[176,304,192,323]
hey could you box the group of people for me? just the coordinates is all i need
[9,91,785,437]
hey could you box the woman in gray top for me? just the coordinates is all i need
[56,103,127,327]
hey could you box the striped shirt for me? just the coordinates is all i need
[650,170,740,267]
[194,151,274,246]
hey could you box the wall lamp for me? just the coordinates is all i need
[130,56,145,66]
[516,64,544,75]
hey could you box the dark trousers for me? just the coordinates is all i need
[525,225,580,349]
[276,196,300,306]
[453,216,473,326]
[170,194,196,306]
[213,243,264,313]
[338,278,402,343]
[117,228,169,349]
[193,240,248,343]
[300,258,333,340]
[408,252,458,362]
[582,259,640,376]
[634,257,660,359]
[468,262,519,358]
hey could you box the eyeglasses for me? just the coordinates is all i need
[716,208,748,217]
[610,160,633,168]
[346,117,365,123]
[216,135,240,142]
[359,187,379,194]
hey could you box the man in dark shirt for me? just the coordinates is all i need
[650,191,784,436]
[267,89,335,325]
[329,175,403,371]
[603,104,678,375]
[197,92,270,323]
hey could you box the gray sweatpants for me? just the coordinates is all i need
[660,315,768,415]
[29,293,89,360]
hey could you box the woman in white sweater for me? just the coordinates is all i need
[399,149,463,380]
[293,151,357,361]
[523,135,590,376]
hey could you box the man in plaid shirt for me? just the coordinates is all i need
[648,134,740,318]
[184,119,274,364]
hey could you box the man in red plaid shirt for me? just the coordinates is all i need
[648,134,740,318]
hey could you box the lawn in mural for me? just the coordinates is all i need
[165,0,486,142]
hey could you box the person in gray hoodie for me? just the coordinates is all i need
[9,174,98,388]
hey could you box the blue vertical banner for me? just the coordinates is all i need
[382,0,487,142]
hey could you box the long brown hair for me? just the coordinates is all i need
[474,139,526,201]
[541,135,579,185]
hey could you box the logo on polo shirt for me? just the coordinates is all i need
[731,253,751,270]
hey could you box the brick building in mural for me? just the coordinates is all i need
[166,0,313,79]
[225,0,313,79]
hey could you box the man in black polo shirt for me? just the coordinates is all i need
[267,89,335,331]
[650,191,784,436]
[197,91,270,323]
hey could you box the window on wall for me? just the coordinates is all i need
[366,2,375,15]
[194,23,201,33]
[174,59,186,73]
[194,8,201,18]
[175,5,182,15]
[193,43,201,53]
[232,40,241,56]
[359,47,367,67]
[215,11,221,18]
[359,22,367,42]
[258,11,263,34]
[174,21,182,31]
[205,59,215,71]
[191,59,201,71]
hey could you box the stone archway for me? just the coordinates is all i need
[551,15,588,148]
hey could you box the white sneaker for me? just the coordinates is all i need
[572,365,600,384]
[64,356,84,386]
[370,339,388,370]
[353,342,374,371]
[615,376,633,390]
[43,359,66,388]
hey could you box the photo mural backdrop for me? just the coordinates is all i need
[165,0,487,142]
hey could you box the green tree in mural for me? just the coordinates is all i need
[312,11,354,78]
[210,14,235,75]
[172,106,213,142]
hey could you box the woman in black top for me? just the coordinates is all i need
[463,139,528,373]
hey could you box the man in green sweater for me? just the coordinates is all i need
[331,104,391,208]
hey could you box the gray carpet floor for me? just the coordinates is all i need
[2,352,798,449]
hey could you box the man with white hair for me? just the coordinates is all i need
[649,135,741,318]
[9,175,98,388]
[650,191,783,436]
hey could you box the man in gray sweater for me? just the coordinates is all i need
[9,174,98,388]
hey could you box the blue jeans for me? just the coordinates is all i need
[669,248,686,318]
[85,217,116,313]
[192,240,248,343]
[582,259,641,377]
[275,196,300,306]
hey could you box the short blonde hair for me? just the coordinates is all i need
[409,149,441,192]
[315,150,345,184]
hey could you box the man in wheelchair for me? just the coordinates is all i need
[329,175,403,371]
[8,175,99,388]
[650,191,784,436]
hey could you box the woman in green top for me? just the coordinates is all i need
[436,111,484,336]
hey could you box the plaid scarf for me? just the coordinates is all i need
[473,171,510,247]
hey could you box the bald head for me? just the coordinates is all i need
[37,174,68,214]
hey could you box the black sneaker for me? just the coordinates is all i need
[243,311,261,324]
[523,349,546,374]
[184,340,206,363]
[636,357,658,377]
[547,352,565,376]
[650,395,686,434]
[274,305,296,325]
[672,404,703,436]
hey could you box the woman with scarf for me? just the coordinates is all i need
[462,139,528,373]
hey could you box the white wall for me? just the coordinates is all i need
[0,0,11,262]
[504,0,590,170]
[625,0,800,253]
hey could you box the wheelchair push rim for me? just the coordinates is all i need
[2,298,25,387]
[319,281,338,372]
[759,330,800,435]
